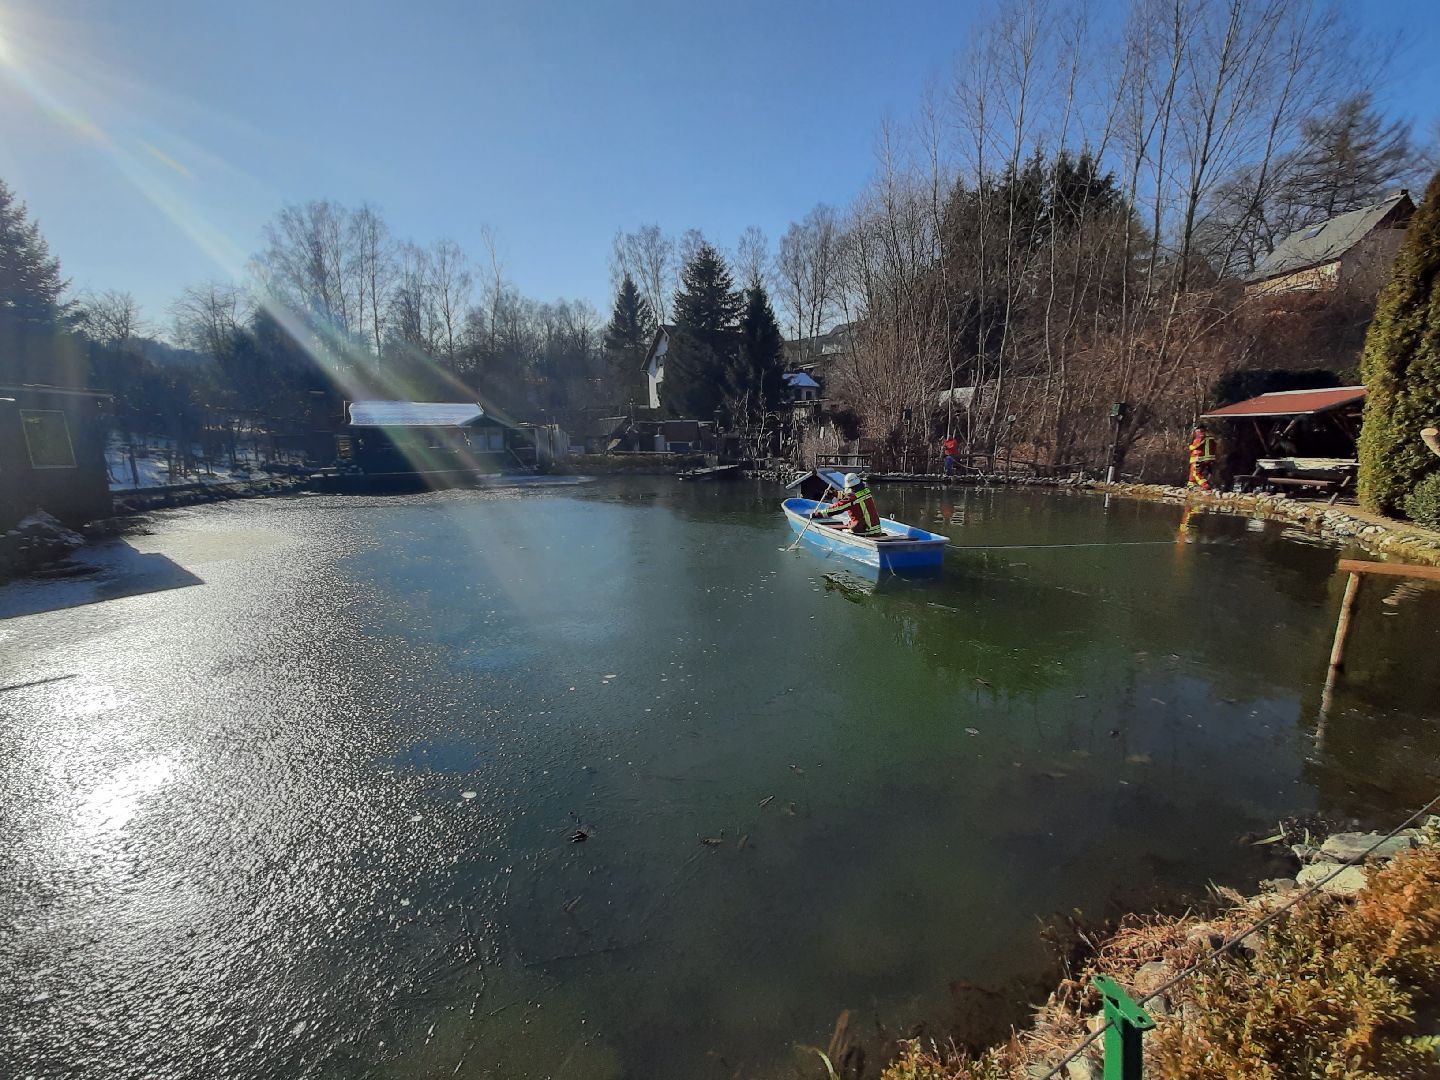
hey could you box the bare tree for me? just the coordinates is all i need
[350,203,394,357]
[256,200,359,336]
[777,204,843,341]
[389,243,437,354]
[610,224,675,323]
[77,289,146,348]
[732,226,771,289]
[429,238,473,367]
[479,224,507,359]
[171,281,248,357]
[677,228,708,277]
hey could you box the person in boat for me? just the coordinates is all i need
[813,473,884,537]
[1187,425,1218,490]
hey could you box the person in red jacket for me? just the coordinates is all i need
[942,436,958,476]
[813,473,884,536]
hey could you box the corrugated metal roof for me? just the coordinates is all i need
[348,400,486,427]
[1245,193,1411,282]
[1202,386,1366,419]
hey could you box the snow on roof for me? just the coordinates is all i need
[348,400,487,427]
[937,387,976,408]
[1201,386,1366,419]
[784,372,820,388]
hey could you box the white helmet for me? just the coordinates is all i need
[843,473,861,490]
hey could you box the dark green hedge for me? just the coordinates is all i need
[1357,170,1440,516]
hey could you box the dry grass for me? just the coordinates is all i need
[882,846,1440,1079]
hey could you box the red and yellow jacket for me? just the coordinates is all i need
[826,486,883,536]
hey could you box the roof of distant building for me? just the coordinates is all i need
[1246,192,1413,283]
[784,372,820,389]
[1201,386,1366,419]
[936,386,976,408]
[0,383,114,400]
[348,400,490,427]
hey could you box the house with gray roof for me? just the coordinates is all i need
[1244,191,1414,297]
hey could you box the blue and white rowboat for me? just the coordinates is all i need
[782,497,948,574]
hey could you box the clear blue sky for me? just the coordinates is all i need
[0,0,1436,332]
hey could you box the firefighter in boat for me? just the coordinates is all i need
[812,473,885,537]
[1187,425,1218,490]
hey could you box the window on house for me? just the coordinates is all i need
[20,410,77,469]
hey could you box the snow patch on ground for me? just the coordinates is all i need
[105,434,295,491]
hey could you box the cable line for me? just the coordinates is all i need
[1038,791,1440,1080]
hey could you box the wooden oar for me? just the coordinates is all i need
[787,483,836,552]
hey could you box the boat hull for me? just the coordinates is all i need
[782,498,947,574]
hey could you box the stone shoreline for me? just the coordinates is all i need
[869,471,1440,567]
[1087,480,1440,567]
[881,818,1439,1079]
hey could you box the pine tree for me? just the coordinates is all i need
[662,242,741,417]
[0,178,77,383]
[602,274,654,406]
[728,280,786,414]
[672,242,741,332]
[0,179,69,327]
[1356,169,1440,516]
[660,328,727,418]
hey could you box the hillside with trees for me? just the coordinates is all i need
[2,0,1437,503]
[756,0,1434,482]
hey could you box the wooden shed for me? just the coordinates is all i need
[0,385,113,530]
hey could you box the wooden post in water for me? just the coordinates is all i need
[1328,572,1362,674]
[1319,560,1440,746]
[1317,571,1361,745]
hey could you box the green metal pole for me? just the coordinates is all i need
[1092,974,1155,1080]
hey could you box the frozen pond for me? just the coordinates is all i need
[3,479,1438,1077]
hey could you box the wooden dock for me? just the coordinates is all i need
[676,464,741,481]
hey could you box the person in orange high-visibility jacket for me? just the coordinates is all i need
[813,473,884,536]
[1187,425,1218,490]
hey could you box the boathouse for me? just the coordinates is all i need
[337,399,522,478]
[0,385,113,530]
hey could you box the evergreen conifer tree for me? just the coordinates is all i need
[662,242,741,417]
[1356,169,1440,516]
[672,242,741,332]
[602,274,655,406]
[729,280,786,415]
[0,178,76,383]
[0,179,68,327]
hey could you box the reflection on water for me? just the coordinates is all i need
[77,757,174,835]
[2,479,1438,1079]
